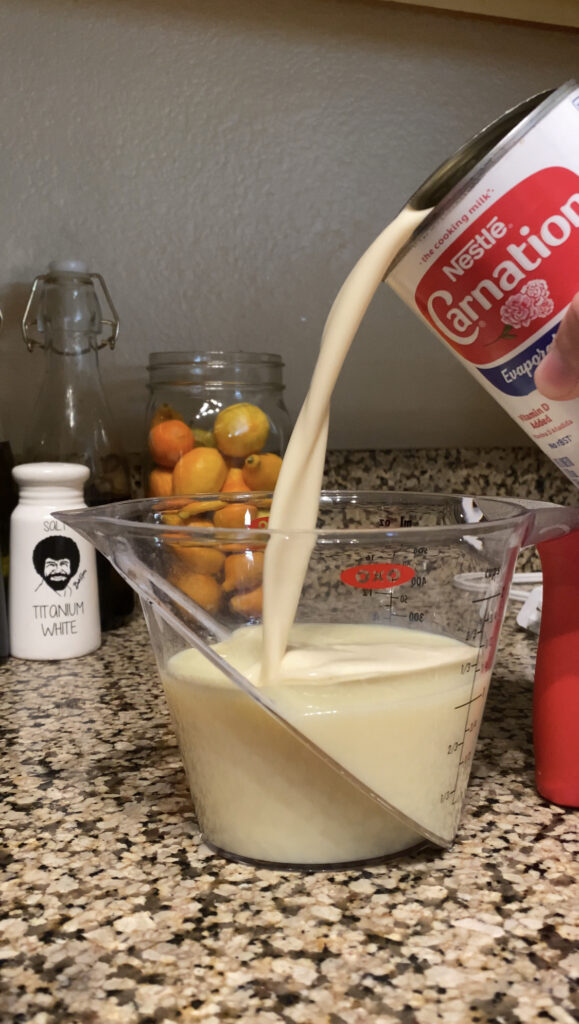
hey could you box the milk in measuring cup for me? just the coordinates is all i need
[164,624,487,864]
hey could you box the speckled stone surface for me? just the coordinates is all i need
[2,449,579,1024]
[322,446,579,505]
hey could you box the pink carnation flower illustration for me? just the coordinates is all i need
[500,279,554,329]
[500,292,535,328]
[523,279,549,300]
[534,297,555,318]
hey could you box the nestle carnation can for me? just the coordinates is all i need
[387,80,579,487]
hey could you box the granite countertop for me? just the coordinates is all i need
[2,450,579,1024]
[2,614,578,1023]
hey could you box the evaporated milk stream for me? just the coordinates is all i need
[261,206,430,681]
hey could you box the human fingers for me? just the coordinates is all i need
[534,293,579,400]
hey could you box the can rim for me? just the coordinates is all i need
[386,79,578,277]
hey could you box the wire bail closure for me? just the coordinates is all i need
[22,272,120,352]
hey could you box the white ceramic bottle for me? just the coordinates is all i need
[9,463,101,660]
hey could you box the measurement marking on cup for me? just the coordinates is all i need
[472,591,502,604]
[450,638,485,802]
[454,693,484,710]
[440,788,457,803]
[447,739,464,755]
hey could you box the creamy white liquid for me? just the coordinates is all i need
[163,624,486,865]
[262,206,429,680]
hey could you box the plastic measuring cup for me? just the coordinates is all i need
[57,490,579,867]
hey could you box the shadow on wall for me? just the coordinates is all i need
[0,282,35,398]
[0,283,31,332]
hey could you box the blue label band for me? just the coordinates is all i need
[477,323,561,397]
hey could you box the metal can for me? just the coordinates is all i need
[387,80,579,487]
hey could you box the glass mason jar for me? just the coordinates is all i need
[144,351,291,497]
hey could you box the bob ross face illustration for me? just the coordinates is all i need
[32,535,81,593]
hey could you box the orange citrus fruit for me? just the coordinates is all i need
[166,517,214,533]
[242,453,282,491]
[150,403,185,429]
[149,419,195,469]
[192,428,216,448]
[222,550,264,593]
[161,512,184,526]
[170,544,225,576]
[172,446,228,495]
[171,569,223,613]
[213,403,270,458]
[220,467,250,493]
[177,500,225,520]
[230,585,263,617]
[147,466,173,497]
[213,503,257,528]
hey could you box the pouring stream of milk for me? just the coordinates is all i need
[261,205,429,681]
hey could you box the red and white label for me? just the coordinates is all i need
[250,515,270,529]
[388,85,579,489]
[340,563,415,590]
[415,167,579,366]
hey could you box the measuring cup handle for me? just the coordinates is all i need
[535,531,579,807]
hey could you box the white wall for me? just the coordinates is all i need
[0,0,578,455]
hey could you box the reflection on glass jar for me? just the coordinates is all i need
[144,351,291,499]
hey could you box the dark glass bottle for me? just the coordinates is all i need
[21,260,134,630]
[0,545,8,662]
[0,413,13,661]
[0,301,17,660]
[0,435,17,565]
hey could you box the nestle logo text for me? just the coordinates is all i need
[442,216,507,281]
[415,167,579,365]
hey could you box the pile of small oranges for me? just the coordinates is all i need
[161,497,271,620]
[146,401,283,498]
[147,401,284,620]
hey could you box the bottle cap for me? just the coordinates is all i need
[13,462,89,488]
[48,259,89,274]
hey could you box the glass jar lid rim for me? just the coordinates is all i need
[148,350,284,369]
